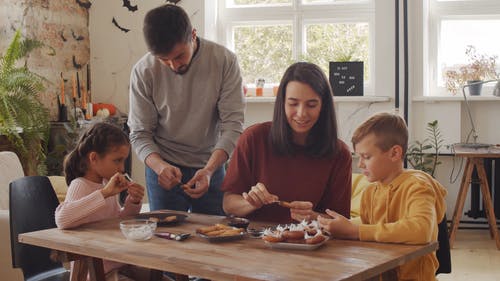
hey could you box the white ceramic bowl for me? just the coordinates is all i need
[120,219,157,241]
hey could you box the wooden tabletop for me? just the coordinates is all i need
[19,211,437,281]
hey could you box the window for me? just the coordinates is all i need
[218,0,373,91]
[429,0,500,96]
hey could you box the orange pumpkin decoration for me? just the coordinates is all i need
[92,103,116,116]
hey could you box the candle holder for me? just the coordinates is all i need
[58,104,68,122]
[73,97,77,121]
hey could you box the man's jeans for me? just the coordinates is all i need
[145,164,225,216]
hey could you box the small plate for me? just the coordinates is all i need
[264,237,328,250]
[197,231,246,243]
[135,213,187,226]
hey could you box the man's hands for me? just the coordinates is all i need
[151,159,213,199]
[181,168,212,199]
[154,161,183,190]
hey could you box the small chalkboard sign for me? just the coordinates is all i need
[329,61,364,96]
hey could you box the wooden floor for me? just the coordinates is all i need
[438,229,500,281]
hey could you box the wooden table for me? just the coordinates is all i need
[19,211,437,281]
[449,144,500,250]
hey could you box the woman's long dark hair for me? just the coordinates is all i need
[63,122,129,185]
[270,62,339,157]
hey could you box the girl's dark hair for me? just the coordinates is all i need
[143,4,192,56]
[63,122,129,185]
[270,62,339,157]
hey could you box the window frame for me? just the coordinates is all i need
[427,0,500,96]
[217,0,377,95]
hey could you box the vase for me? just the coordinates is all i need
[467,80,483,96]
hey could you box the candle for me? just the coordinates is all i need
[72,72,76,98]
[76,71,81,98]
[60,73,65,105]
[82,87,87,109]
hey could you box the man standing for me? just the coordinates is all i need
[128,4,245,215]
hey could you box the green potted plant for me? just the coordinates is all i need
[0,30,50,175]
[444,45,498,95]
[406,120,444,177]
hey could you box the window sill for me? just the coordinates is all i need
[413,95,500,102]
[245,96,392,103]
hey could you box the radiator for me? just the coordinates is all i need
[465,158,500,219]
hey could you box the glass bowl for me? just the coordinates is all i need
[120,219,157,241]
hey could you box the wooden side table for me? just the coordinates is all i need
[449,145,500,250]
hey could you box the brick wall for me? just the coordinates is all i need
[0,0,90,120]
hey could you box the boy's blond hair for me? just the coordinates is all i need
[351,112,408,156]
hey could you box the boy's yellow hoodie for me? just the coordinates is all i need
[358,169,447,281]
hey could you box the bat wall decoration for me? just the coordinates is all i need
[73,55,82,69]
[112,17,130,33]
[122,0,138,12]
[71,30,84,41]
[76,0,92,9]
[60,30,67,42]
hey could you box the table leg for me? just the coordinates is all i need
[71,259,89,281]
[475,159,500,250]
[449,158,473,248]
[87,257,105,281]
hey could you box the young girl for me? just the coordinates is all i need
[55,122,148,281]
[221,62,352,223]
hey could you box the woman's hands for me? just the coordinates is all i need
[242,182,278,209]
[317,209,359,240]
[242,183,316,221]
[290,201,317,222]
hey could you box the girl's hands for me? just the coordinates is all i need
[242,182,278,209]
[127,182,145,204]
[101,173,128,198]
[317,209,359,240]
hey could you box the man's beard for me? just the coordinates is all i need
[173,64,190,75]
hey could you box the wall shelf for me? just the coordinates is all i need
[245,96,392,103]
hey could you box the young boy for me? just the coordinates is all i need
[318,112,447,281]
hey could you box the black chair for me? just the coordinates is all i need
[436,214,452,275]
[9,176,70,281]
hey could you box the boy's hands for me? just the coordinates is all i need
[318,209,359,240]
